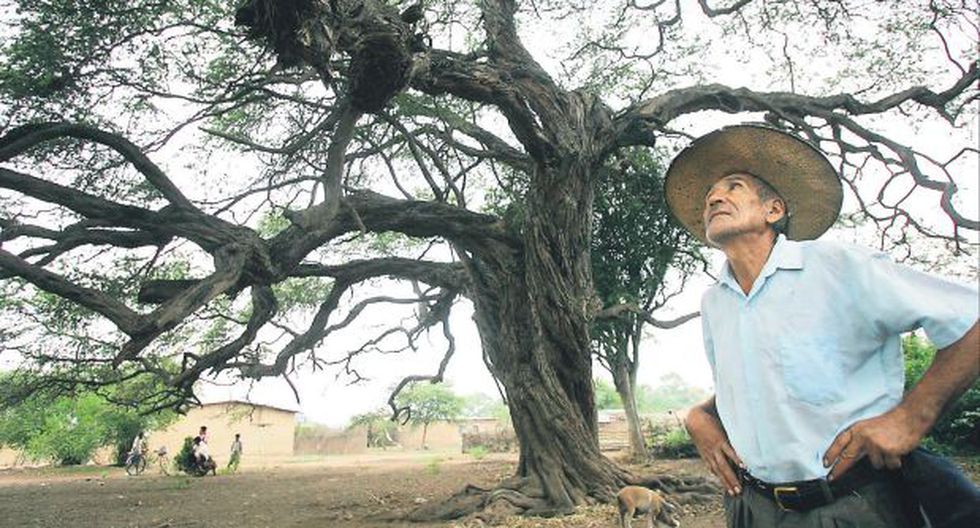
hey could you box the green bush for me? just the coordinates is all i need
[646,422,698,459]
[175,437,198,475]
[466,445,489,460]
[904,334,979,454]
[425,457,442,475]
[0,372,176,466]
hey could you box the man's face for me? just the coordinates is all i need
[702,173,781,246]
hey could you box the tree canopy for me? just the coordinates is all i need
[0,0,976,517]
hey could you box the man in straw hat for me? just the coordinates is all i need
[666,125,979,527]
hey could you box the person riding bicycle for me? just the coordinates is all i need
[129,431,147,460]
[192,426,210,465]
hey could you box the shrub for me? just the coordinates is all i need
[466,445,489,460]
[905,334,980,454]
[647,422,698,459]
[425,457,442,475]
[174,437,198,475]
[460,429,517,453]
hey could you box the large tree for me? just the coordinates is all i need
[0,0,977,518]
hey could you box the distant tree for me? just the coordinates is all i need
[394,382,463,449]
[461,393,509,419]
[0,392,105,465]
[636,373,710,414]
[348,409,400,448]
[593,378,623,410]
[591,148,704,460]
[0,378,175,465]
[904,333,980,453]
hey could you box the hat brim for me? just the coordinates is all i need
[664,125,842,245]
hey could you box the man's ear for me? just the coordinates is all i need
[766,198,786,223]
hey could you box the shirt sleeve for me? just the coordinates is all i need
[700,294,717,372]
[854,248,978,349]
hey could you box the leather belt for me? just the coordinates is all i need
[738,460,885,512]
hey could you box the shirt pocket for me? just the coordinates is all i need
[776,335,846,406]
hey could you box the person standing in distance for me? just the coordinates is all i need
[228,433,243,472]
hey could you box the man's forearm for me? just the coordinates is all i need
[691,396,718,420]
[899,322,979,439]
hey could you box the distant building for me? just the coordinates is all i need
[147,400,298,466]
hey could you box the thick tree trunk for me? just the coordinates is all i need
[467,271,629,514]
[454,158,631,515]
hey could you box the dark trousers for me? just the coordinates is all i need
[725,449,980,528]
[898,448,980,528]
[724,478,911,528]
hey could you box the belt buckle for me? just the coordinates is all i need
[772,486,800,511]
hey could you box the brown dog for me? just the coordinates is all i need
[617,486,680,528]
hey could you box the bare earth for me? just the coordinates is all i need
[1,453,976,528]
[0,452,723,528]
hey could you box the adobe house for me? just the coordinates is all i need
[147,400,298,466]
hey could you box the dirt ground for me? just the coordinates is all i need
[0,453,977,528]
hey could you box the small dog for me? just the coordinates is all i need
[617,485,680,528]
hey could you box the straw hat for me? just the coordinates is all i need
[664,125,842,245]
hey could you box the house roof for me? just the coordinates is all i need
[197,399,299,414]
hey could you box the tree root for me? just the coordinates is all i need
[406,472,720,523]
[629,473,722,507]
[407,480,577,523]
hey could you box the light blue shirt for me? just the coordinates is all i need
[701,234,978,483]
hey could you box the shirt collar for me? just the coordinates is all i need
[719,234,804,293]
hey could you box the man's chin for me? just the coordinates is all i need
[706,228,737,247]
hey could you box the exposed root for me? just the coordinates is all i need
[406,472,718,524]
[407,480,575,523]
[630,473,721,506]
[407,484,490,522]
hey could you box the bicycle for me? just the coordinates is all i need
[124,449,148,476]
[153,446,171,476]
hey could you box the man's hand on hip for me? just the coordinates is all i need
[822,406,921,480]
[826,323,979,481]
[685,398,744,496]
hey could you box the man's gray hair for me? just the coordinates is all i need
[748,175,790,235]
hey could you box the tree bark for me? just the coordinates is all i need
[613,358,649,462]
[452,158,631,515]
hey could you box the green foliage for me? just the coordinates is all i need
[461,393,509,420]
[593,378,622,410]
[174,437,198,475]
[425,456,443,474]
[646,422,698,459]
[590,148,704,418]
[257,211,290,238]
[348,409,400,448]
[635,374,710,414]
[466,445,489,460]
[396,382,464,427]
[6,393,107,465]
[592,149,692,309]
[0,372,176,466]
[1,0,231,114]
[272,277,334,311]
[904,334,980,453]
